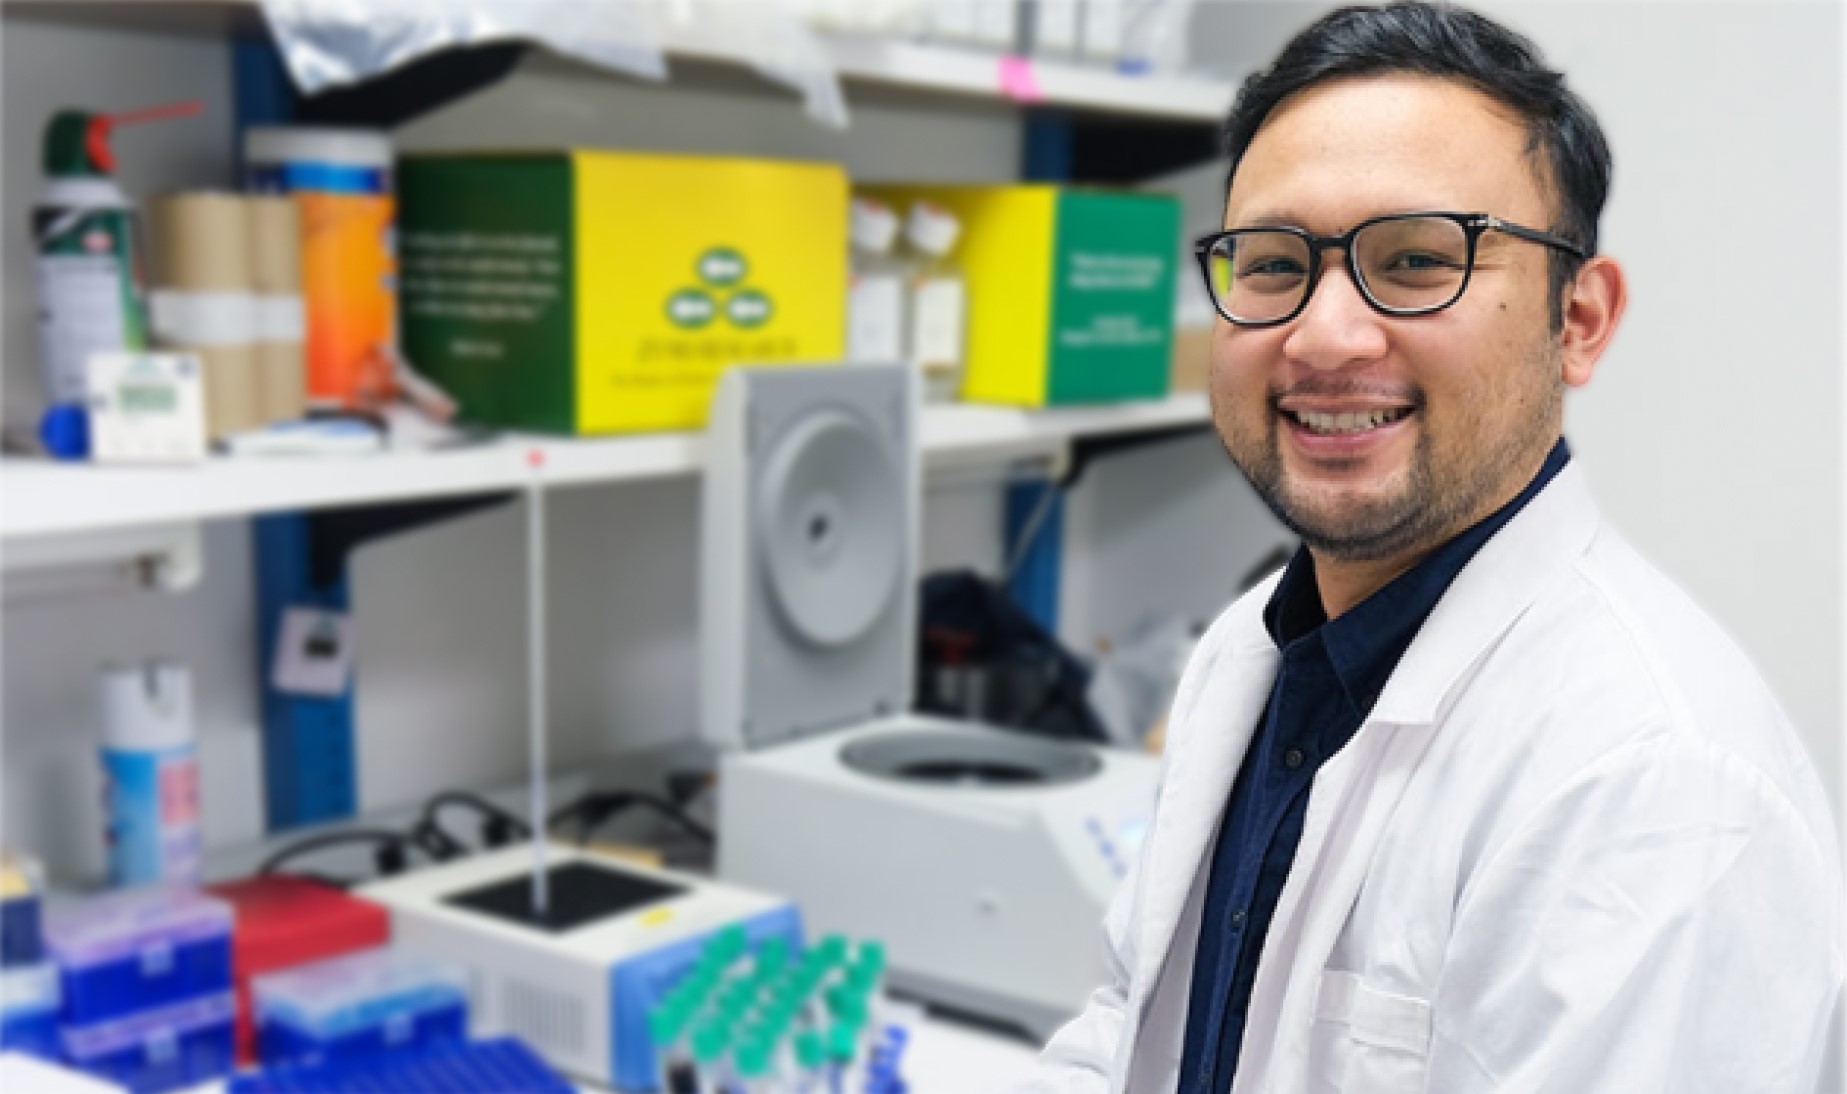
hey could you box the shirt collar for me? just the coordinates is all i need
[1262,437,1573,718]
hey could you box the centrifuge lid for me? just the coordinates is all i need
[838,728,1101,789]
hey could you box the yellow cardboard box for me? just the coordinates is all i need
[400,150,847,434]
[863,184,1180,406]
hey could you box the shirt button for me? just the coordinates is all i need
[1283,747,1306,769]
[1230,910,1246,927]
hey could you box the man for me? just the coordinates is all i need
[1017,4,1844,1092]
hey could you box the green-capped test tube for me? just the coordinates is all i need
[733,1039,763,1081]
[795,1028,828,1094]
[650,998,699,1094]
[827,1017,860,1080]
[691,1020,731,1094]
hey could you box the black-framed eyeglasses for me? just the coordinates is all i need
[1193,211,1589,328]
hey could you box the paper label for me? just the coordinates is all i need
[911,277,965,371]
[848,274,904,363]
[37,256,129,404]
[271,606,355,698]
[101,744,201,886]
[999,56,1044,102]
[256,294,307,343]
[149,290,257,347]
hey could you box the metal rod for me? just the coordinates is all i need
[526,458,549,919]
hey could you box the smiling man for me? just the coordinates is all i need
[1016,4,1844,1093]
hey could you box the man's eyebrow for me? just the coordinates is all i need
[1225,212,1302,230]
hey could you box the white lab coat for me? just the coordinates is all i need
[1017,463,1845,1094]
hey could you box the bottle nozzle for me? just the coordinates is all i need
[62,100,203,175]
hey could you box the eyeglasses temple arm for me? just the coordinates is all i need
[1478,215,1590,259]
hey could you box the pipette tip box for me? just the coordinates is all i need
[253,947,467,1068]
[60,990,235,1093]
[0,961,61,1060]
[1,854,45,968]
[44,886,233,1026]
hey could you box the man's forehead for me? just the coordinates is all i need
[1223,73,1551,229]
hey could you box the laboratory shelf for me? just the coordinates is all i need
[2,0,1236,124]
[0,394,1209,540]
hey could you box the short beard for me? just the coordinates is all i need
[1216,353,1563,564]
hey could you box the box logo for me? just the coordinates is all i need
[698,246,748,286]
[666,288,718,329]
[666,247,776,331]
[725,289,774,329]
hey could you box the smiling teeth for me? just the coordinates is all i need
[1294,408,1405,434]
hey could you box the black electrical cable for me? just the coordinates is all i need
[256,828,421,880]
[407,818,468,862]
[421,790,534,849]
[547,790,715,847]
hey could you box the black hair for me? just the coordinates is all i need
[1223,2,1611,328]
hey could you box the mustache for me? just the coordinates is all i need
[1268,379,1425,408]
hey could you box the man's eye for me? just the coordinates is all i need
[1382,251,1463,272]
[1239,258,1307,278]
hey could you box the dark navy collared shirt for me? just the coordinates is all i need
[1175,438,1571,1094]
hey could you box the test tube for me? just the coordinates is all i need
[651,999,698,1094]
[690,1021,731,1094]
[795,1029,828,1094]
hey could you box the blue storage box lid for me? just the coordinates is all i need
[253,949,466,1040]
[61,990,235,1063]
[45,887,231,971]
[0,962,60,1019]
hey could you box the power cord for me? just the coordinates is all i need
[420,790,533,851]
[546,790,715,848]
[256,828,423,886]
[252,783,715,886]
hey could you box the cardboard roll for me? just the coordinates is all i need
[839,729,1101,788]
[755,405,902,648]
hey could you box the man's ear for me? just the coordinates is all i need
[1558,255,1627,388]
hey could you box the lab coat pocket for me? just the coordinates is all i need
[1308,970,1432,1093]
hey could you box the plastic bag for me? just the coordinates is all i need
[656,0,850,129]
[258,0,850,130]
[259,0,668,93]
[1087,615,1200,748]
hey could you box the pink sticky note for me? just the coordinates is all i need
[999,55,1045,103]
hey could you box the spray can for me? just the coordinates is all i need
[99,663,201,887]
[32,102,201,413]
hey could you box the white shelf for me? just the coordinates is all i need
[725,32,1233,123]
[1,394,1209,540]
[3,0,1235,124]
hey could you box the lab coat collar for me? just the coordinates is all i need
[1365,459,1601,728]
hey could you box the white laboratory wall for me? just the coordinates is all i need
[1498,0,1845,806]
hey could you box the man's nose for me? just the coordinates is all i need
[1282,258,1390,369]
